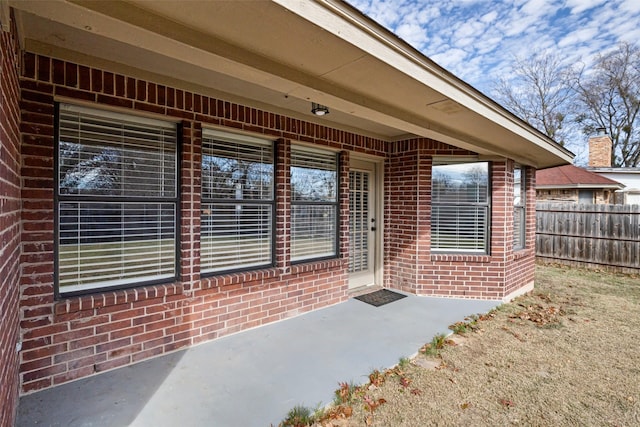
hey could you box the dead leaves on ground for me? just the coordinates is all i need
[399,376,412,388]
[510,303,565,327]
[318,369,406,426]
[368,370,385,387]
[499,398,516,408]
[316,291,574,426]
[363,396,387,426]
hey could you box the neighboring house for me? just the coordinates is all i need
[0,1,573,419]
[536,164,624,204]
[587,131,640,204]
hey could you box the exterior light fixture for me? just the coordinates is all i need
[311,102,329,116]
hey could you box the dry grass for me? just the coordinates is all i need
[313,264,640,427]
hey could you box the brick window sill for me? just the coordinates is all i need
[430,254,492,263]
[54,282,184,315]
[290,258,345,274]
[200,268,280,290]
[512,248,533,260]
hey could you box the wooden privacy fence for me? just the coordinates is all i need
[536,202,640,273]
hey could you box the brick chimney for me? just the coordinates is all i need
[588,128,613,168]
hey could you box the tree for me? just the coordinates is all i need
[574,42,640,167]
[493,51,576,146]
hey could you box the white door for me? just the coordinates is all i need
[349,161,377,289]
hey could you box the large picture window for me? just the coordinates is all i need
[201,130,274,273]
[56,104,178,296]
[513,165,526,249]
[431,160,490,253]
[290,146,338,262]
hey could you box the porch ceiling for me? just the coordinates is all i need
[11,0,574,168]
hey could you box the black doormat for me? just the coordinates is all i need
[354,289,407,307]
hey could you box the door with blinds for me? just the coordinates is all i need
[349,160,377,289]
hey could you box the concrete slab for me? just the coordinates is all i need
[17,292,497,427]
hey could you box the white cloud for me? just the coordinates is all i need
[348,0,640,96]
[395,21,429,48]
[431,48,469,71]
[565,0,607,14]
[480,10,499,23]
[558,27,600,48]
[521,0,554,17]
[620,0,640,13]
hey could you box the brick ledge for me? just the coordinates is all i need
[54,282,183,315]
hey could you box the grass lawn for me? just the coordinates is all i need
[284,264,640,426]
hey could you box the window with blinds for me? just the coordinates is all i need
[291,146,338,262]
[201,130,274,273]
[56,104,178,295]
[513,165,526,249]
[431,161,490,253]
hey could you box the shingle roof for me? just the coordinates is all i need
[536,164,624,189]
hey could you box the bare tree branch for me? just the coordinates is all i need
[574,42,640,167]
[492,51,576,146]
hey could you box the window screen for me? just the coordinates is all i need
[431,161,490,253]
[56,104,178,295]
[290,147,338,262]
[201,130,274,273]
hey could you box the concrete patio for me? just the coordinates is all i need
[17,291,497,427]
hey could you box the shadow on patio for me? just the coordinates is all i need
[17,292,497,427]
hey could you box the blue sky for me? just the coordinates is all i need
[349,0,640,96]
[348,0,640,160]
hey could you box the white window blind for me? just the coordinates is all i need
[57,104,177,295]
[291,147,338,262]
[514,166,525,249]
[201,130,274,273]
[348,170,369,273]
[431,161,490,253]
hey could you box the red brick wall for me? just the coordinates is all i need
[505,165,537,297]
[386,141,535,300]
[18,51,536,394]
[0,14,22,427]
[18,52,385,393]
[385,140,420,292]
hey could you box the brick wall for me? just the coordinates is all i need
[0,14,22,427]
[536,188,614,204]
[384,140,420,292]
[386,142,536,300]
[504,165,536,298]
[18,51,536,394]
[588,134,613,168]
[420,160,508,299]
[18,52,386,393]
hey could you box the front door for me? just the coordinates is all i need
[349,160,377,289]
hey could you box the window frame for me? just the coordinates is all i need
[513,165,526,250]
[430,158,491,255]
[200,129,276,275]
[54,103,180,298]
[290,145,340,264]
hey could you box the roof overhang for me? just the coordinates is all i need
[589,168,640,174]
[537,184,624,190]
[11,0,574,168]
